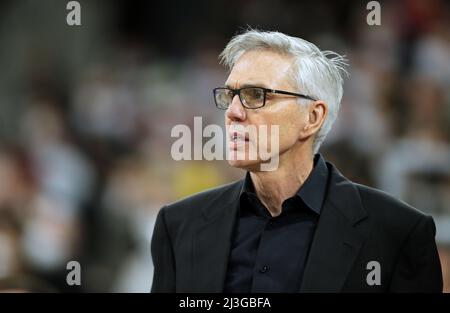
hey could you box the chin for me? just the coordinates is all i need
[226,141,282,171]
[227,158,261,171]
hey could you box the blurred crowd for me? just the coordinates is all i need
[0,0,449,292]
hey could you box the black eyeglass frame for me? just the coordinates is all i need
[213,86,317,110]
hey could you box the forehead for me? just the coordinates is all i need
[225,50,294,89]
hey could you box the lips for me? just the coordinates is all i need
[229,131,249,142]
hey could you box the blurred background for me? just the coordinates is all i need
[0,0,449,292]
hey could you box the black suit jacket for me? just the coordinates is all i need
[151,161,443,292]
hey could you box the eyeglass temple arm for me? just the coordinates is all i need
[268,89,317,101]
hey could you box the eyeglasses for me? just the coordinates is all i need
[213,86,317,110]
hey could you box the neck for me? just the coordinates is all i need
[250,145,314,217]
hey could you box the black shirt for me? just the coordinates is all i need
[224,154,329,292]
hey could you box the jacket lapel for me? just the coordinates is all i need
[300,162,370,292]
[191,181,242,292]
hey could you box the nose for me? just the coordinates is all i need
[226,94,246,122]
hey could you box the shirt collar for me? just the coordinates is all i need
[240,153,329,215]
[296,153,328,215]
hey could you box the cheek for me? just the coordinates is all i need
[248,115,301,155]
[273,107,305,144]
[245,105,304,145]
[278,124,301,148]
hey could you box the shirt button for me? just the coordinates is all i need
[259,265,269,273]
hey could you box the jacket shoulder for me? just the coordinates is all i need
[354,182,430,232]
[162,179,242,224]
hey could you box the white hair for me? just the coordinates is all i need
[219,29,349,154]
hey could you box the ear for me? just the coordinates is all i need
[301,100,328,138]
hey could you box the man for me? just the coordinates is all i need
[151,30,443,292]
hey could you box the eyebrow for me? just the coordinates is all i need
[224,82,269,89]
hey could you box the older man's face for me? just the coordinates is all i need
[225,50,308,171]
